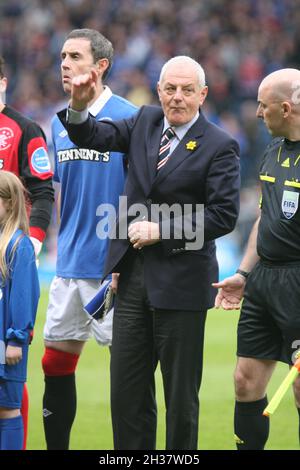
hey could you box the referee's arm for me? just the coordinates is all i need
[238,215,261,276]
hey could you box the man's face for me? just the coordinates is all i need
[157,62,208,126]
[60,38,95,94]
[256,84,285,137]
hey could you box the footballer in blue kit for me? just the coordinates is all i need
[52,88,136,279]
[42,28,137,450]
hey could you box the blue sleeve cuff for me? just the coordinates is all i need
[6,328,29,344]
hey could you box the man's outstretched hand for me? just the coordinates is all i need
[212,273,246,310]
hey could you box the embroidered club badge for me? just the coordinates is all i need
[282,190,299,219]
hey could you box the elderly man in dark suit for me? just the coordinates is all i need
[59,56,240,450]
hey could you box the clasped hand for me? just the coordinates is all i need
[6,345,22,365]
[128,221,160,250]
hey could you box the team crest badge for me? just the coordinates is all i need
[282,190,299,219]
[0,127,14,151]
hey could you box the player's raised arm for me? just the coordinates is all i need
[70,68,97,111]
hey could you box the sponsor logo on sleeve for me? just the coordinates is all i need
[31,146,51,174]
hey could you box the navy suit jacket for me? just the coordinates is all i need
[59,105,240,310]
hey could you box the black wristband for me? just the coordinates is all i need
[236,269,249,279]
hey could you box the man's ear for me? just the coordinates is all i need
[199,86,208,106]
[96,58,110,78]
[157,82,161,102]
[282,100,292,118]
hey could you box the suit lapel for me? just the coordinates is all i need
[146,115,164,187]
[153,113,207,187]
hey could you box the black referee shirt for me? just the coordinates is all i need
[257,137,300,262]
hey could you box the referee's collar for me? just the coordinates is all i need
[88,86,113,117]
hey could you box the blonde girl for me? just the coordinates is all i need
[0,171,39,450]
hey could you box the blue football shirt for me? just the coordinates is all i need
[53,88,137,278]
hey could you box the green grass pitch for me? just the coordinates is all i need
[26,288,298,450]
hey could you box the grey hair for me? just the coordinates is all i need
[159,56,206,87]
[66,29,113,80]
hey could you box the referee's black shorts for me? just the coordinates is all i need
[237,260,300,365]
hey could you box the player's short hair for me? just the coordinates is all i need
[0,56,5,79]
[159,56,206,88]
[66,29,113,80]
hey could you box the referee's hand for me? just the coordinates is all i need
[212,273,246,310]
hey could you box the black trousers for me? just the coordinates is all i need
[110,253,207,450]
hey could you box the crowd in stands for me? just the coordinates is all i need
[0,0,299,265]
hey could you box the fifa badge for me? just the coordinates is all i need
[281,190,299,219]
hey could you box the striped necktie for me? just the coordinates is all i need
[157,127,176,171]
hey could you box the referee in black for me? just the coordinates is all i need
[213,68,300,450]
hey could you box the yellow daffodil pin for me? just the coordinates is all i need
[186,140,197,151]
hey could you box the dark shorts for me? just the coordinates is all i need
[0,379,24,409]
[237,261,300,365]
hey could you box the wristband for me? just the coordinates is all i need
[236,269,249,279]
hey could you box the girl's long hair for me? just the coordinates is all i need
[0,171,29,280]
